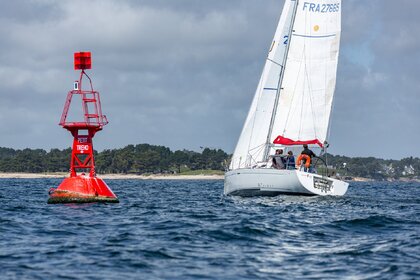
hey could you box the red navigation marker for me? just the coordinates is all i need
[48,52,118,204]
[74,52,92,70]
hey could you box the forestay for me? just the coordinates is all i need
[229,0,341,170]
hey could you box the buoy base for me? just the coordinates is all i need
[48,175,119,204]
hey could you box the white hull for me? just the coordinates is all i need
[224,168,348,196]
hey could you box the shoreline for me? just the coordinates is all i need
[0,172,418,183]
[0,172,224,180]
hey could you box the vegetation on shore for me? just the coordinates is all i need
[323,155,420,181]
[0,145,419,180]
[0,145,228,175]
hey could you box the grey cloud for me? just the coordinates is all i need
[328,0,420,159]
[0,0,418,159]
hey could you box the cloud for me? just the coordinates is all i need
[329,0,420,159]
[0,0,418,159]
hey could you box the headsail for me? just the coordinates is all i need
[230,0,341,170]
[229,0,297,170]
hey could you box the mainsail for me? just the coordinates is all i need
[230,0,341,170]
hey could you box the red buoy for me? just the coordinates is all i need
[48,52,119,204]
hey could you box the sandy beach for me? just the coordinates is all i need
[1,172,417,182]
[0,172,224,180]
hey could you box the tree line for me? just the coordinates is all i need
[324,154,420,180]
[0,145,228,175]
[0,145,419,179]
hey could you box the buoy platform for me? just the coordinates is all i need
[48,175,119,204]
[48,52,119,204]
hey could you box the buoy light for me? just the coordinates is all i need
[74,52,92,70]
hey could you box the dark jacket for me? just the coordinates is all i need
[285,156,295,169]
[301,148,316,158]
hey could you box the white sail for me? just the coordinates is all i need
[225,0,348,197]
[271,0,341,146]
[229,0,297,170]
[230,0,341,170]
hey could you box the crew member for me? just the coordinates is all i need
[272,149,285,169]
[299,144,316,172]
[285,150,295,169]
[301,144,316,158]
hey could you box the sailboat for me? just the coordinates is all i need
[224,0,348,196]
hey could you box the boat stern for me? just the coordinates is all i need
[296,171,349,196]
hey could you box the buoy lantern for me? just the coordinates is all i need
[48,52,119,204]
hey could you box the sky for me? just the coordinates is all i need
[0,0,419,160]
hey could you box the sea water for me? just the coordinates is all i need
[0,179,419,279]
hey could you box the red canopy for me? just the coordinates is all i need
[273,135,323,147]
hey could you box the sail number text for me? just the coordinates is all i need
[283,35,289,45]
[303,2,340,13]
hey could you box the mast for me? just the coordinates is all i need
[262,0,299,161]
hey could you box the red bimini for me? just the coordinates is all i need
[48,52,119,204]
